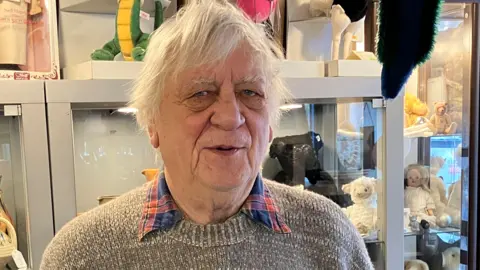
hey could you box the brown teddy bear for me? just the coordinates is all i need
[430,102,457,134]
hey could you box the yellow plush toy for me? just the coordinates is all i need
[404,93,430,128]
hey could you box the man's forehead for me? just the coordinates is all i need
[183,65,266,84]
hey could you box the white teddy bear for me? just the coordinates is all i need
[341,176,378,235]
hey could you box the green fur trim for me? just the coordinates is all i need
[375,0,386,63]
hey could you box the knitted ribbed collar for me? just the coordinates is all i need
[138,173,291,240]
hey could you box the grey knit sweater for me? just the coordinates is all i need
[40,180,374,269]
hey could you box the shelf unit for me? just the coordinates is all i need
[0,81,55,270]
[44,61,404,269]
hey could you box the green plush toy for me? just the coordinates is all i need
[91,0,170,61]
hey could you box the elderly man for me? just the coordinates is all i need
[40,1,373,269]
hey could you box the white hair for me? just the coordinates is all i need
[128,0,292,132]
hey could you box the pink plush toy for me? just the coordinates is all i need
[236,0,277,23]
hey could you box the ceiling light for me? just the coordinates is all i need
[117,107,138,113]
[280,104,303,110]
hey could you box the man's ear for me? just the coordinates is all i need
[148,125,160,148]
[268,126,273,142]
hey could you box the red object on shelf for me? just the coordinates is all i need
[236,0,277,23]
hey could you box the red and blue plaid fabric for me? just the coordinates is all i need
[138,173,291,240]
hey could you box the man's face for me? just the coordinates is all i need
[149,45,272,192]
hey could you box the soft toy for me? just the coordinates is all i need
[430,175,451,227]
[91,0,170,61]
[444,179,462,228]
[236,0,277,23]
[404,259,429,270]
[430,156,445,176]
[404,164,437,227]
[341,176,377,235]
[404,93,431,128]
[430,102,457,135]
[442,247,460,270]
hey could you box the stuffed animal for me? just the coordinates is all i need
[404,164,437,227]
[442,247,460,270]
[236,0,277,23]
[404,93,432,128]
[444,179,462,228]
[404,259,429,270]
[430,102,457,135]
[341,176,377,235]
[430,175,451,227]
[430,156,445,176]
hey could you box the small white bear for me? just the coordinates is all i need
[404,259,429,270]
[442,247,460,270]
[341,176,378,235]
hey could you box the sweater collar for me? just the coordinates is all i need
[138,173,291,240]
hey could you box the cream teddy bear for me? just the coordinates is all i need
[404,259,429,270]
[430,102,457,135]
[341,176,377,235]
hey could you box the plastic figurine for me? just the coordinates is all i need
[91,0,170,61]
[310,0,368,60]
[404,164,437,226]
[430,102,457,135]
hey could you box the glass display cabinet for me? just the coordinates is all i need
[46,74,405,269]
[0,81,54,270]
[402,2,478,269]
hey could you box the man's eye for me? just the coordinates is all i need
[192,91,209,97]
[242,89,257,96]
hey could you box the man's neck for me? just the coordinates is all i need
[164,170,255,225]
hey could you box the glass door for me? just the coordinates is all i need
[402,3,477,269]
[0,94,54,270]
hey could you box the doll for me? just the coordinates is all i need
[404,164,437,226]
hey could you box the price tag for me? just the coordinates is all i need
[12,250,28,269]
[140,10,150,20]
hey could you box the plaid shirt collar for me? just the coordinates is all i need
[138,173,291,240]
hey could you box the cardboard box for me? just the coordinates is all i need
[0,0,60,80]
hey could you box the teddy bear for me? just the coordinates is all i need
[430,102,457,135]
[341,176,377,236]
[442,247,461,270]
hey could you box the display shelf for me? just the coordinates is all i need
[404,227,460,237]
[64,60,327,80]
[61,61,381,100]
[59,0,177,16]
[0,81,45,104]
[63,61,144,80]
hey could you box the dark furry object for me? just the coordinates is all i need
[332,0,368,23]
[377,0,443,99]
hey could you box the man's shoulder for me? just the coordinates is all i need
[40,184,149,269]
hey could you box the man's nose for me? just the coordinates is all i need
[210,89,245,130]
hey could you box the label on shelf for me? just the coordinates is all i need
[12,249,28,269]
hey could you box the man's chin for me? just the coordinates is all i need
[198,171,252,192]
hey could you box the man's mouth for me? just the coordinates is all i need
[207,145,243,156]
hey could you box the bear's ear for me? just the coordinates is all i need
[342,183,352,194]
